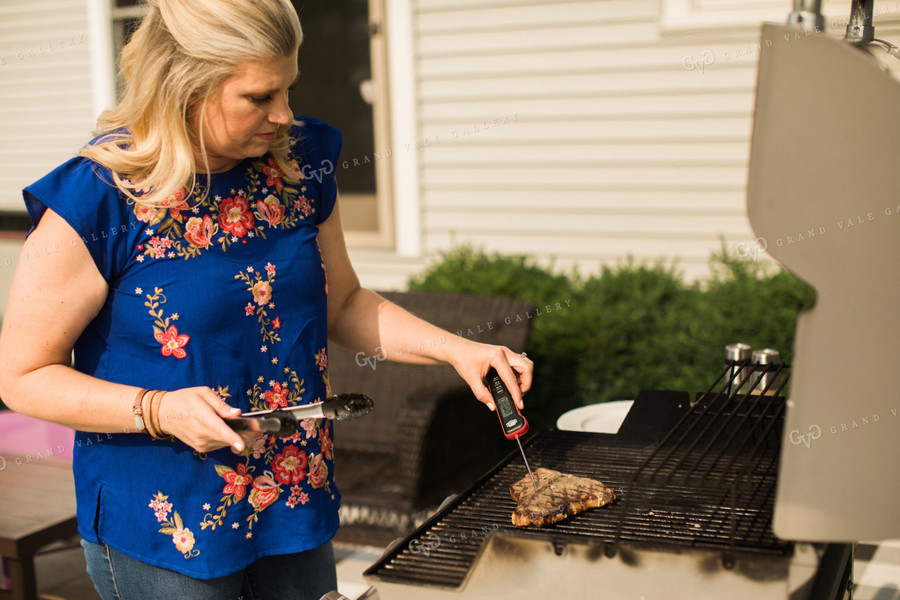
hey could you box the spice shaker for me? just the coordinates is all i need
[724,343,752,392]
[751,348,781,394]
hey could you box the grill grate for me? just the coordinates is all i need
[612,361,791,565]
[366,363,793,589]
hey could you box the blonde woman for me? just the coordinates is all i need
[0,0,532,597]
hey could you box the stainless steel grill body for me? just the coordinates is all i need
[363,369,852,599]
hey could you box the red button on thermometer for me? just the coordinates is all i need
[485,367,536,486]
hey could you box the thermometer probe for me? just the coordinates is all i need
[485,367,536,487]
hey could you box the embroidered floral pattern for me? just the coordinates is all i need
[256,194,285,228]
[314,348,327,372]
[286,486,309,509]
[201,461,255,531]
[172,527,197,557]
[149,491,173,522]
[129,148,313,262]
[247,369,304,414]
[184,215,217,249]
[307,453,328,490]
[202,461,283,531]
[247,474,281,513]
[218,196,255,240]
[236,265,280,345]
[159,188,188,220]
[201,352,337,532]
[260,158,285,192]
[134,204,166,226]
[294,195,314,218]
[300,418,319,440]
[222,463,252,499]
[272,446,308,485]
[150,492,199,558]
[264,382,290,410]
[319,425,333,460]
[147,235,174,259]
[145,287,190,359]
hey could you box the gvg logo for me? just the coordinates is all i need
[789,410,893,450]
[355,348,386,371]
[736,237,768,261]
[682,50,715,73]
[300,159,334,183]
[789,424,822,448]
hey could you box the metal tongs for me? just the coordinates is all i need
[225,393,374,438]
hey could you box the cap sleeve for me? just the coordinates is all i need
[23,157,131,283]
[289,117,343,225]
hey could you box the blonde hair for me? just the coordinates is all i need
[81,0,302,207]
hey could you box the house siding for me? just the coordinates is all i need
[409,0,897,280]
[0,0,95,213]
[3,2,900,295]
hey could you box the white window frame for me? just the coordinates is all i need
[383,0,421,257]
[661,0,795,31]
[341,0,400,252]
[88,0,117,117]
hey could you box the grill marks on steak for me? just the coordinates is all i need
[509,467,616,527]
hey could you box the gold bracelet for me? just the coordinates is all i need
[132,388,150,433]
[144,390,163,440]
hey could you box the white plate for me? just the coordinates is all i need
[556,400,634,434]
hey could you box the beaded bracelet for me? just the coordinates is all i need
[132,388,150,433]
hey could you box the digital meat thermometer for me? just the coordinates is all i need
[485,367,536,487]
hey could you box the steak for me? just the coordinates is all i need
[509,467,616,527]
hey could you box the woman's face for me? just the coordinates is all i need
[200,55,298,172]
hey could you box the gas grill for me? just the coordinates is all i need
[360,361,852,599]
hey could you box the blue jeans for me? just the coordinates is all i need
[82,538,337,600]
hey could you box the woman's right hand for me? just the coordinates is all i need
[156,386,249,453]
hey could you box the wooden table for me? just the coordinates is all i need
[0,454,78,600]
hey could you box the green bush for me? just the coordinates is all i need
[409,245,815,428]
[408,247,582,426]
[574,261,711,408]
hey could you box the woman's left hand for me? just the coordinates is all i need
[447,342,533,412]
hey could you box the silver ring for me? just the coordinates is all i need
[520,352,528,359]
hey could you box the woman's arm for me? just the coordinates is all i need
[0,209,247,452]
[318,197,533,409]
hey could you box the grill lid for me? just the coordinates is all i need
[748,22,900,542]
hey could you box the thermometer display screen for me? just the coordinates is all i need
[497,395,514,418]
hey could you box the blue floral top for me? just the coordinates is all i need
[22,117,342,578]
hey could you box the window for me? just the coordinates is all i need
[111,0,393,248]
[291,0,393,247]
[112,0,145,89]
